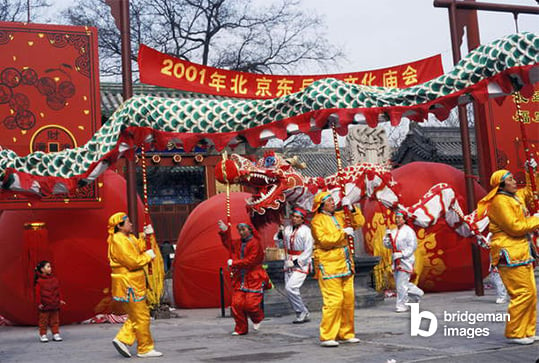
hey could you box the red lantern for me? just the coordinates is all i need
[214,158,240,184]
[21,222,51,299]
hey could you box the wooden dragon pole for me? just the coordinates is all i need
[330,117,356,256]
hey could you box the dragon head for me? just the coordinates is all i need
[215,152,309,215]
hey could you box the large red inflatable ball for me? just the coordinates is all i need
[173,192,278,308]
[0,170,146,325]
[362,162,489,292]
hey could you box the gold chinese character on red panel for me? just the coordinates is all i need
[255,77,272,97]
[511,93,529,104]
[343,75,358,84]
[230,74,248,95]
[276,78,294,97]
[30,125,77,153]
[360,72,376,86]
[209,72,227,92]
[533,111,539,123]
[531,91,539,103]
[513,110,530,123]
[401,66,418,86]
[301,78,314,90]
[382,70,398,88]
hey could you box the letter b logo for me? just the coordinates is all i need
[407,303,438,337]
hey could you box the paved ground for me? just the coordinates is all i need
[1,287,538,363]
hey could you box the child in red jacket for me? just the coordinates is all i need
[34,260,65,342]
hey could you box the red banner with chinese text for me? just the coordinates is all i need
[483,87,539,186]
[138,44,444,98]
[0,22,102,209]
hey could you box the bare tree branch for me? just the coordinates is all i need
[62,0,343,80]
[283,133,314,149]
[0,0,50,22]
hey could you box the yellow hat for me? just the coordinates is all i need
[107,212,127,236]
[477,169,511,218]
[312,191,332,213]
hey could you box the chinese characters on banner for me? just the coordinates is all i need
[138,44,444,98]
[483,87,539,185]
[0,22,102,209]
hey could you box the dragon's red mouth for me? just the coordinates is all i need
[247,184,278,205]
[246,183,285,214]
[244,172,278,186]
[240,169,286,215]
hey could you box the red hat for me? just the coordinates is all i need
[291,207,308,219]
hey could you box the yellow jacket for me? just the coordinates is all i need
[311,209,365,279]
[488,185,539,266]
[108,232,152,302]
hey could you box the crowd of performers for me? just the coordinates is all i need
[33,164,539,356]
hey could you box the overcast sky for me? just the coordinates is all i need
[300,0,538,75]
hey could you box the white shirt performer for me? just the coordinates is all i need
[274,207,313,323]
[383,211,424,313]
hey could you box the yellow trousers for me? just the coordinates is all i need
[498,264,537,339]
[115,299,155,354]
[318,275,355,341]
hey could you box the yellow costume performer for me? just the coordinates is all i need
[477,169,539,344]
[311,191,365,347]
[107,212,162,358]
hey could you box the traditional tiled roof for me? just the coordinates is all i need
[258,148,348,178]
[100,82,222,119]
[392,124,477,171]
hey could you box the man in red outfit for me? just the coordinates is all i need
[218,220,271,335]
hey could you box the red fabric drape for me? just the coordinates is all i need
[22,223,51,298]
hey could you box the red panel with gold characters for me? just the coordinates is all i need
[483,87,539,186]
[0,22,101,209]
[139,44,444,99]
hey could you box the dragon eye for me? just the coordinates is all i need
[264,156,276,168]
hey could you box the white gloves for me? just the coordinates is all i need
[341,196,353,209]
[284,259,295,269]
[344,183,361,204]
[525,158,537,170]
[143,224,154,235]
[343,227,354,236]
[227,259,233,267]
[146,249,156,259]
[218,220,228,231]
[393,252,403,260]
